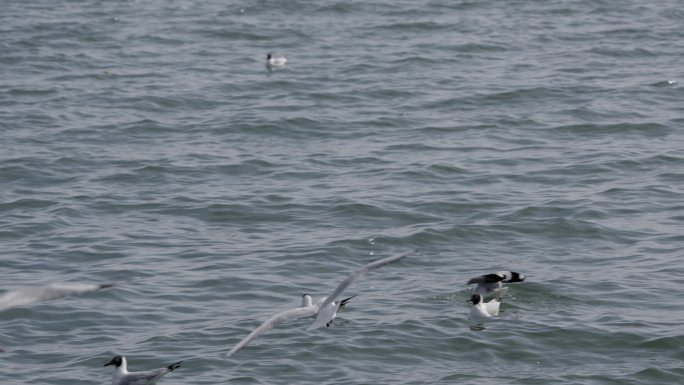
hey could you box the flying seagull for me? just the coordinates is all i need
[467,271,525,299]
[225,293,354,358]
[0,283,113,313]
[226,251,409,357]
[307,251,409,331]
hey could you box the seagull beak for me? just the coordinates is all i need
[104,360,115,367]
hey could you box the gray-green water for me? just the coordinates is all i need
[2,0,684,384]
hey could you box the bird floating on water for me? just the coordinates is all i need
[266,52,287,69]
[466,293,501,318]
[104,355,182,385]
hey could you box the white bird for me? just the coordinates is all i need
[226,252,409,357]
[307,251,409,331]
[266,53,287,69]
[466,294,499,318]
[226,293,355,358]
[467,271,525,299]
[0,283,113,313]
[485,299,501,316]
[104,355,182,385]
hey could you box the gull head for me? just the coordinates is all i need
[301,294,313,307]
[466,294,483,305]
[104,355,125,368]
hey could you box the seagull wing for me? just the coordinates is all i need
[227,305,318,358]
[119,368,170,385]
[309,251,409,330]
[467,273,505,285]
[0,283,111,312]
[492,286,509,300]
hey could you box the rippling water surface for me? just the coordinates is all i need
[2,0,684,384]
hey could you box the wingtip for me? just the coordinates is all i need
[226,348,238,359]
[168,361,183,371]
[99,284,115,289]
[340,295,357,307]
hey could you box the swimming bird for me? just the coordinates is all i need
[0,283,113,313]
[307,251,409,331]
[104,355,182,385]
[226,293,355,358]
[467,271,525,299]
[266,53,287,69]
[484,293,504,316]
[466,294,497,318]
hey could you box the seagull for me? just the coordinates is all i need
[226,251,409,357]
[104,355,182,385]
[466,294,499,318]
[307,251,409,331]
[225,293,355,358]
[0,283,113,313]
[266,53,287,69]
[467,271,525,299]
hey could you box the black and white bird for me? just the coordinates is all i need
[104,355,182,385]
[467,271,525,299]
[0,283,113,313]
[466,294,500,318]
[266,53,287,69]
[225,293,355,358]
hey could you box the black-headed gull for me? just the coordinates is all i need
[104,355,182,385]
[307,251,409,331]
[0,283,113,313]
[466,294,500,318]
[467,271,525,299]
[226,293,355,358]
[266,53,287,69]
